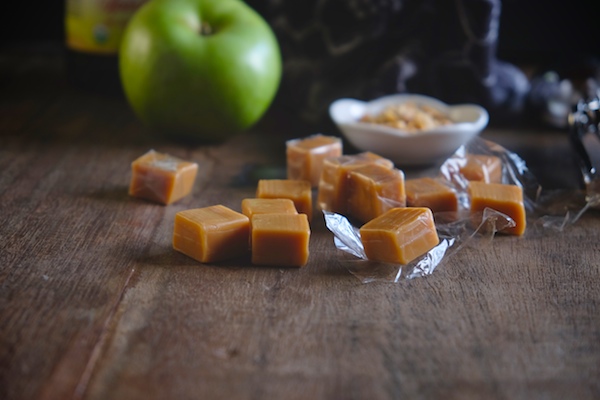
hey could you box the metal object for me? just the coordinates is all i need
[568,79,600,204]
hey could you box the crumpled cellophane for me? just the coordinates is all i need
[323,137,597,283]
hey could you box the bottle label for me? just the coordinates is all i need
[65,0,147,54]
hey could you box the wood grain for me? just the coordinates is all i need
[1,48,599,400]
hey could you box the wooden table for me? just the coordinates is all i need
[2,48,599,400]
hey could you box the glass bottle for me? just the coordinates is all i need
[64,0,147,95]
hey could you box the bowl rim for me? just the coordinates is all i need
[329,93,489,138]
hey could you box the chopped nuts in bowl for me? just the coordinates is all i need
[329,94,489,166]
[359,102,454,132]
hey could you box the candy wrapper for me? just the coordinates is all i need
[323,137,595,283]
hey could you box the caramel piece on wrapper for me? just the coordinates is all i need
[286,134,343,187]
[460,154,502,183]
[256,179,312,221]
[173,205,250,263]
[360,207,439,265]
[405,177,458,213]
[129,150,198,205]
[347,164,406,224]
[317,152,394,214]
[468,181,526,236]
[251,213,310,267]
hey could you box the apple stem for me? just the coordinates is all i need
[200,22,213,36]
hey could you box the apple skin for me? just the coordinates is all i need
[119,0,282,142]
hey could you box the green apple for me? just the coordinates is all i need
[119,0,282,142]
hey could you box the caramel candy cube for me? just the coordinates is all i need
[360,207,439,265]
[256,179,312,221]
[129,149,198,205]
[347,164,406,224]
[468,182,526,235]
[405,177,458,213]
[173,205,250,263]
[460,154,502,183]
[241,198,298,219]
[251,213,310,267]
[317,152,394,214]
[286,134,343,187]
[241,198,298,246]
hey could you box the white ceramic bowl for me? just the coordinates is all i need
[329,94,489,166]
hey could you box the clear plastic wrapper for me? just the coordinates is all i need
[323,137,595,283]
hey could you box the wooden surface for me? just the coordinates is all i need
[1,48,600,400]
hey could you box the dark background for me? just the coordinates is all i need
[1,0,598,75]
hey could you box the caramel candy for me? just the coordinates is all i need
[286,134,343,187]
[129,150,198,205]
[256,179,312,221]
[460,154,502,183]
[468,182,526,235]
[317,152,394,214]
[173,205,250,263]
[360,207,439,265]
[405,177,458,213]
[241,198,298,246]
[347,164,406,224]
[241,198,298,220]
[251,213,310,267]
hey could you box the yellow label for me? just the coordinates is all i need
[65,0,147,54]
